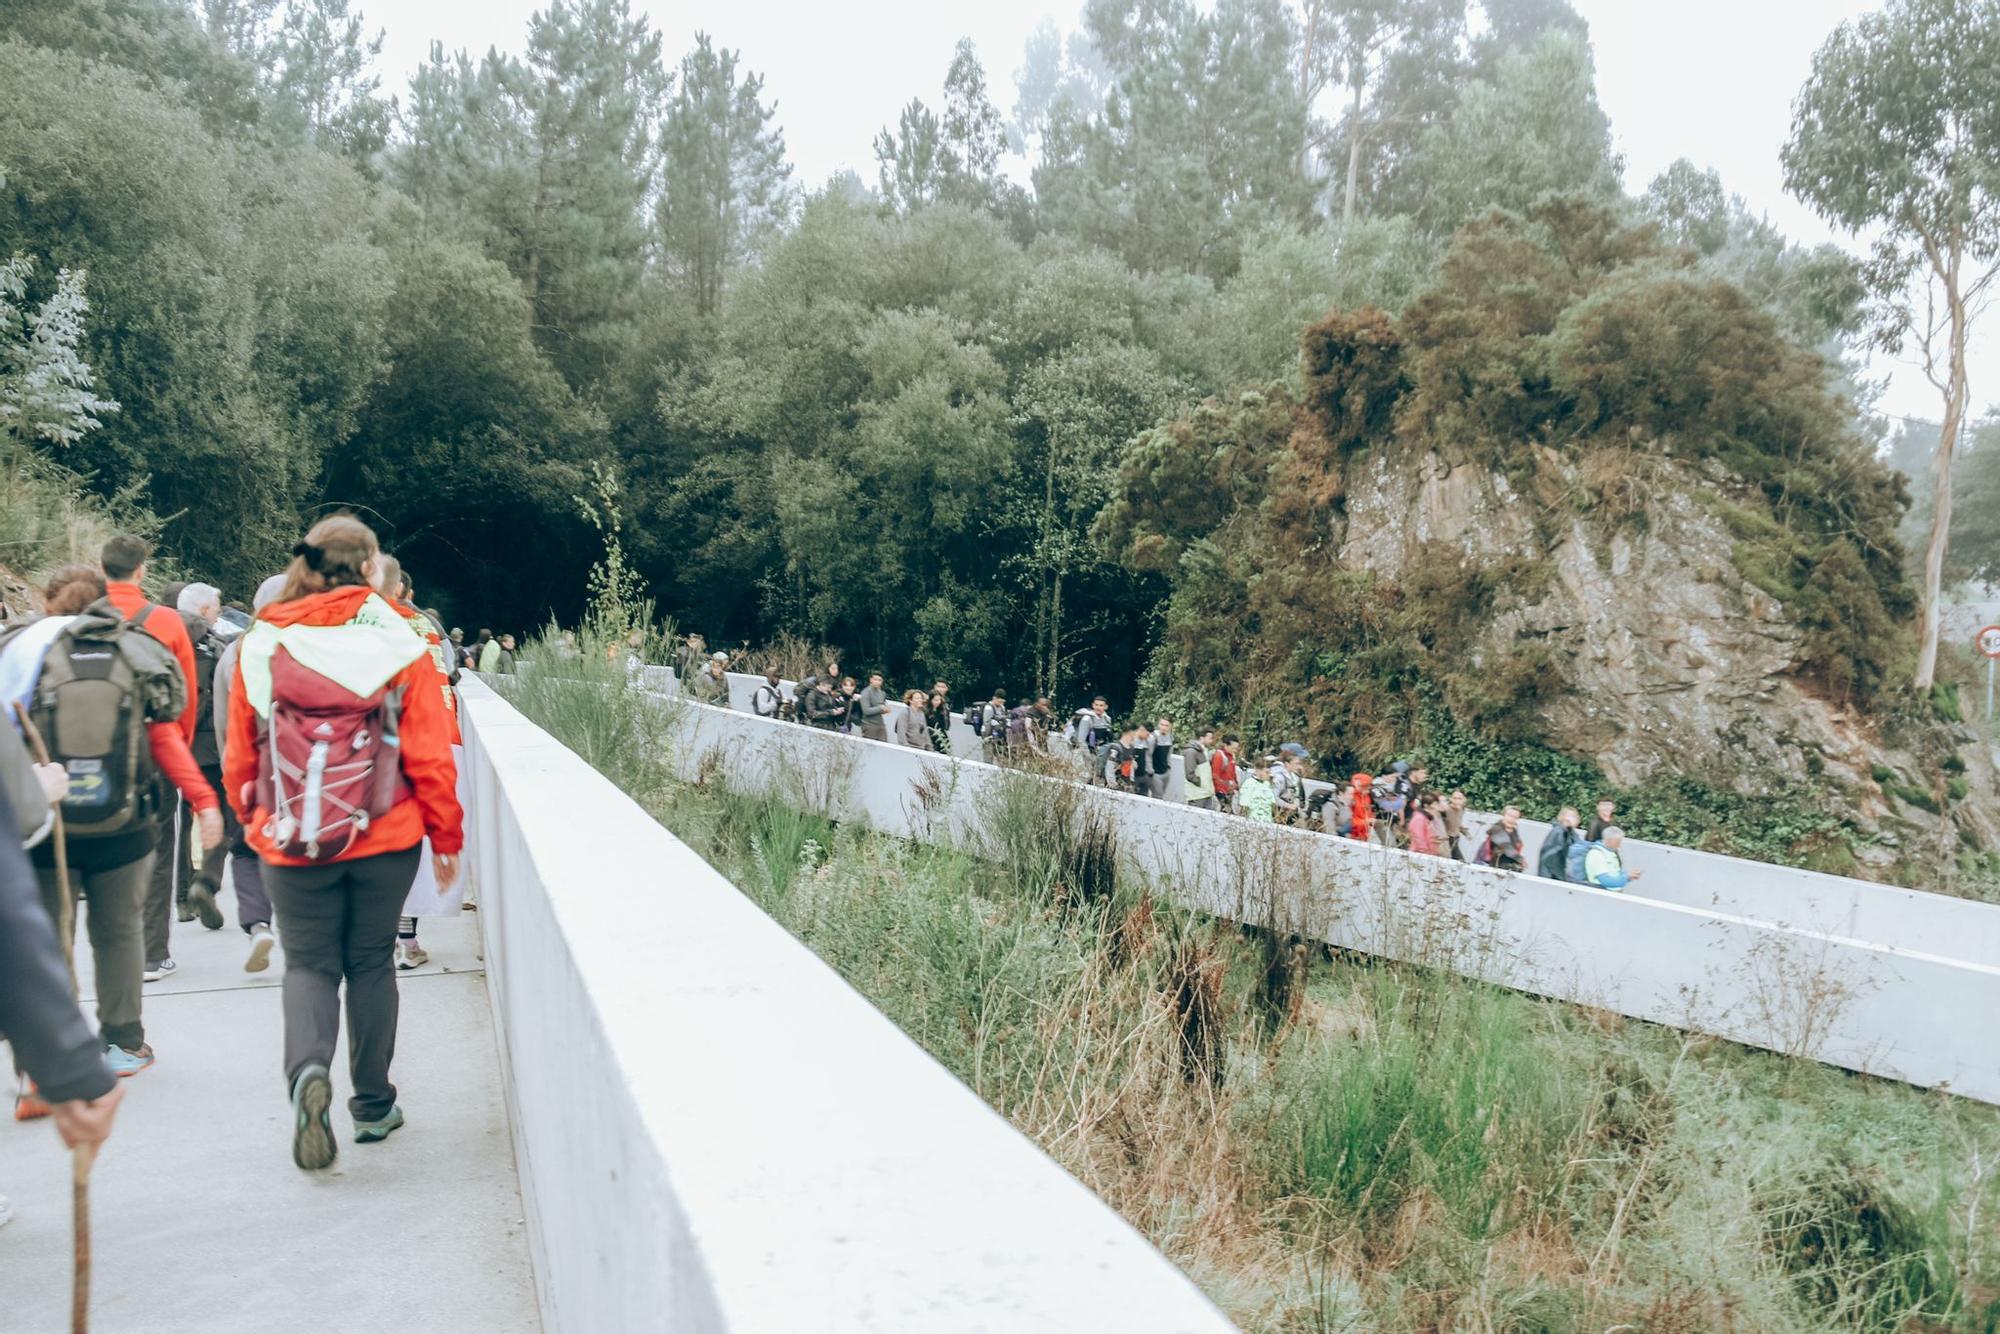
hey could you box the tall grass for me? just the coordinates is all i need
[508,667,2000,1332]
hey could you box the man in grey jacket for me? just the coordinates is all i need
[3,785,125,1198]
[857,672,890,741]
[208,574,284,972]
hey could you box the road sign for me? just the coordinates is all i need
[1981,625,2000,659]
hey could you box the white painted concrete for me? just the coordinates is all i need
[698,667,2000,974]
[652,685,2000,1105]
[457,678,1233,1334]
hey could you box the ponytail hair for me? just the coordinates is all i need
[271,514,379,610]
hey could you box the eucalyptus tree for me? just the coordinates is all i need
[1785,0,2000,688]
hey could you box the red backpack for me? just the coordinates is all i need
[256,646,409,860]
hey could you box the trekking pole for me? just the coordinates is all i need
[11,705,74,981]
[71,1147,92,1334]
[11,704,92,1334]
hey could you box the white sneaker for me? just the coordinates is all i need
[245,924,276,974]
[395,939,429,970]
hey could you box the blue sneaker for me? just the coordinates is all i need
[354,1106,405,1144]
[142,959,176,982]
[105,1044,154,1077]
[291,1064,336,1171]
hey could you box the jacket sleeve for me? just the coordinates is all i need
[0,787,117,1104]
[148,722,218,812]
[223,659,260,827]
[395,657,464,856]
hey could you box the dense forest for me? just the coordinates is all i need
[2,0,1995,758]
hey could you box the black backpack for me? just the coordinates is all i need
[2,610,160,838]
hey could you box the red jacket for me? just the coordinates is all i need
[224,587,463,866]
[1210,749,1238,798]
[1349,783,1373,842]
[106,580,197,745]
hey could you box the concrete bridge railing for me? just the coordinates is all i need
[680,665,2000,971]
[455,677,1233,1334]
[647,678,2000,1106]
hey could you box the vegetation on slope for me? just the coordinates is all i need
[507,644,2000,1332]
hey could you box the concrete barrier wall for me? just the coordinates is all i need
[456,678,1233,1334]
[655,688,2000,1105]
[691,667,2000,972]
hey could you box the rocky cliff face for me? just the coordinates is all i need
[1335,446,2000,869]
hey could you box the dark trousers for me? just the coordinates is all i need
[36,853,152,1051]
[144,793,188,962]
[194,765,271,931]
[264,845,422,1122]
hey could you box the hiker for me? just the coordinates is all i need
[1005,697,1036,755]
[170,582,231,938]
[1582,827,1643,891]
[1147,717,1176,798]
[687,651,730,705]
[1347,773,1374,843]
[1441,789,1470,860]
[751,669,785,721]
[99,538,204,984]
[1029,697,1055,752]
[896,689,933,750]
[208,575,287,973]
[476,630,501,674]
[222,516,463,1170]
[1212,735,1241,812]
[856,672,890,741]
[3,564,223,1082]
[1537,806,1584,881]
[1128,724,1154,794]
[1269,750,1302,823]
[1587,797,1617,842]
[836,676,859,732]
[377,556,464,972]
[1072,697,1111,779]
[0,785,125,1194]
[924,681,952,753]
[804,672,844,730]
[1407,792,1441,856]
[1475,805,1528,872]
[493,633,518,674]
[974,692,1009,762]
[1183,728,1217,809]
[1101,725,1138,792]
[1371,760,1414,848]
[1239,756,1277,823]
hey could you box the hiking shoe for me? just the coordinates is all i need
[354,1106,405,1144]
[187,881,224,931]
[291,1065,336,1171]
[245,923,277,974]
[143,959,177,982]
[105,1044,155,1078]
[14,1079,50,1122]
[395,939,429,970]
[176,897,196,923]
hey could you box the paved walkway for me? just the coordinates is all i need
[1,904,538,1333]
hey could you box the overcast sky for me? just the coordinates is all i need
[370,0,1994,428]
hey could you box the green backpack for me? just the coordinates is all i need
[4,610,161,838]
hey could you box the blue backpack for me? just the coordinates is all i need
[1566,839,1599,884]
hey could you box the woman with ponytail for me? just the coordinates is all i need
[223,515,463,1171]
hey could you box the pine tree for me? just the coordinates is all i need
[271,0,390,164]
[657,33,792,318]
[0,255,119,453]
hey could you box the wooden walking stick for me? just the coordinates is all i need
[12,703,92,1334]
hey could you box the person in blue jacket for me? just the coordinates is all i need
[1582,827,1645,891]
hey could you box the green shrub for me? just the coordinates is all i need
[1931,682,1964,723]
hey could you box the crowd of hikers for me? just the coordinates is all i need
[1,520,467,1217]
[669,640,1644,893]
